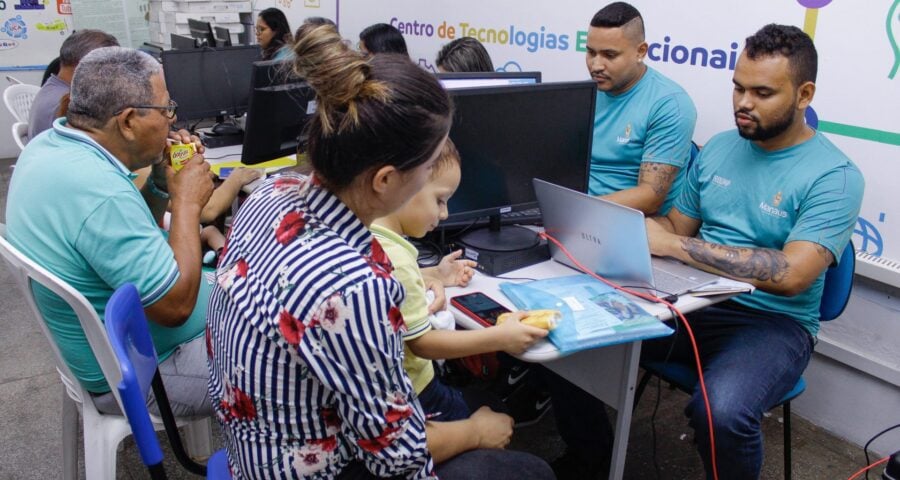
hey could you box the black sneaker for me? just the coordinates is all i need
[550,449,609,480]
[494,363,534,401]
[505,384,552,427]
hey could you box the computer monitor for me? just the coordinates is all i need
[241,59,317,165]
[188,18,217,48]
[138,42,163,60]
[169,33,198,50]
[444,81,596,250]
[161,45,261,122]
[436,71,541,90]
[214,26,233,47]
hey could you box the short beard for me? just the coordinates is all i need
[735,105,796,142]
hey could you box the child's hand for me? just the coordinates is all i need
[424,278,446,314]
[494,311,548,354]
[226,167,263,186]
[433,250,477,287]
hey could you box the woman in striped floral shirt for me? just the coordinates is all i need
[206,24,553,480]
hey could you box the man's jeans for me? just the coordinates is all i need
[643,301,814,480]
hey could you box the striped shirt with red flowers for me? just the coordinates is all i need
[206,172,436,479]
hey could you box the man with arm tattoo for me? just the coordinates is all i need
[543,4,699,478]
[643,25,864,480]
[585,2,697,215]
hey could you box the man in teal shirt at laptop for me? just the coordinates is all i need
[545,4,699,478]
[644,25,863,479]
[6,47,215,416]
[586,2,697,215]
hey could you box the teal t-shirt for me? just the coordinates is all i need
[272,46,293,60]
[674,130,864,336]
[589,66,697,214]
[6,119,208,393]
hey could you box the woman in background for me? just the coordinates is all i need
[358,23,408,56]
[436,37,494,73]
[256,7,293,60]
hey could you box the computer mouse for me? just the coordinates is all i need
[211,123,242,136]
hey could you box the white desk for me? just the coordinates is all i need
[202,143,244,163]
[448,259,731,480]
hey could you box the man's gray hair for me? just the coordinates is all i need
[59,29,119,67]
[67,47,162,129]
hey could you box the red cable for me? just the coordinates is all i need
[539,231,720,480]
[847,457,889,480]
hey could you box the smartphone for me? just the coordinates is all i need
[450,292,511,328]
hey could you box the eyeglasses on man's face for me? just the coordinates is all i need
[115,99,178,119]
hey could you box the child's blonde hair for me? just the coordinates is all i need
[432,137,461,178]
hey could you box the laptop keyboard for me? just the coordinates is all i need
[651,267,698,295]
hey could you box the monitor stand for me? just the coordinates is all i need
[458,215,549,276]
[199,115,244,148]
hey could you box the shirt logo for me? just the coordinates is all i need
[773,191,783,207]
[712,175,731,187]
[759,199,788,218]
[616,123,632,144]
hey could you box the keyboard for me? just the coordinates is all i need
[440,207,543,229]
[501,207,542,224]
[650,268,695,295]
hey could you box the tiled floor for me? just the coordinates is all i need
[0,156,877,479]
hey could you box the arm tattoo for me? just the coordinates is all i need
[639,162,680,197]
[681,238,790,283]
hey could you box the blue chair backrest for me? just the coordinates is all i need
[105,283,165,469]
[819,241,855,322]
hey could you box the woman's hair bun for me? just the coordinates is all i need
[292,24,388,134]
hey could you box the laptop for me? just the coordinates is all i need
[533,178,719,296]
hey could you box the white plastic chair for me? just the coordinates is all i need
[12,121,27,152]
[0,225,212,480]
[3,82,40,123]
[5,74,24,84]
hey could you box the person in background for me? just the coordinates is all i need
[256,7,293,61]
[643,24,864,480]
[294,16,337,46]
[358,23,408,56]
[206,25,553,479]
[436,37,494,73]
[299,16,336,32]
[41,57,61,86]
[586,2,697,216]
[29,29,118,139]
[7,47,215,417]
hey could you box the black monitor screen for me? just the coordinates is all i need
[188,18,216,48]
[437,71,541,90]
[161,45,260,121]
[445,81,595,223]
[214,26,233,47]
[241,59,317,165]
[169,33,197,50]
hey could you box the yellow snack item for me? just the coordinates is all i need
[496,309,561,330]
[169,143,196,172]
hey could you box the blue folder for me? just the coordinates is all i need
[500,274,673,354]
